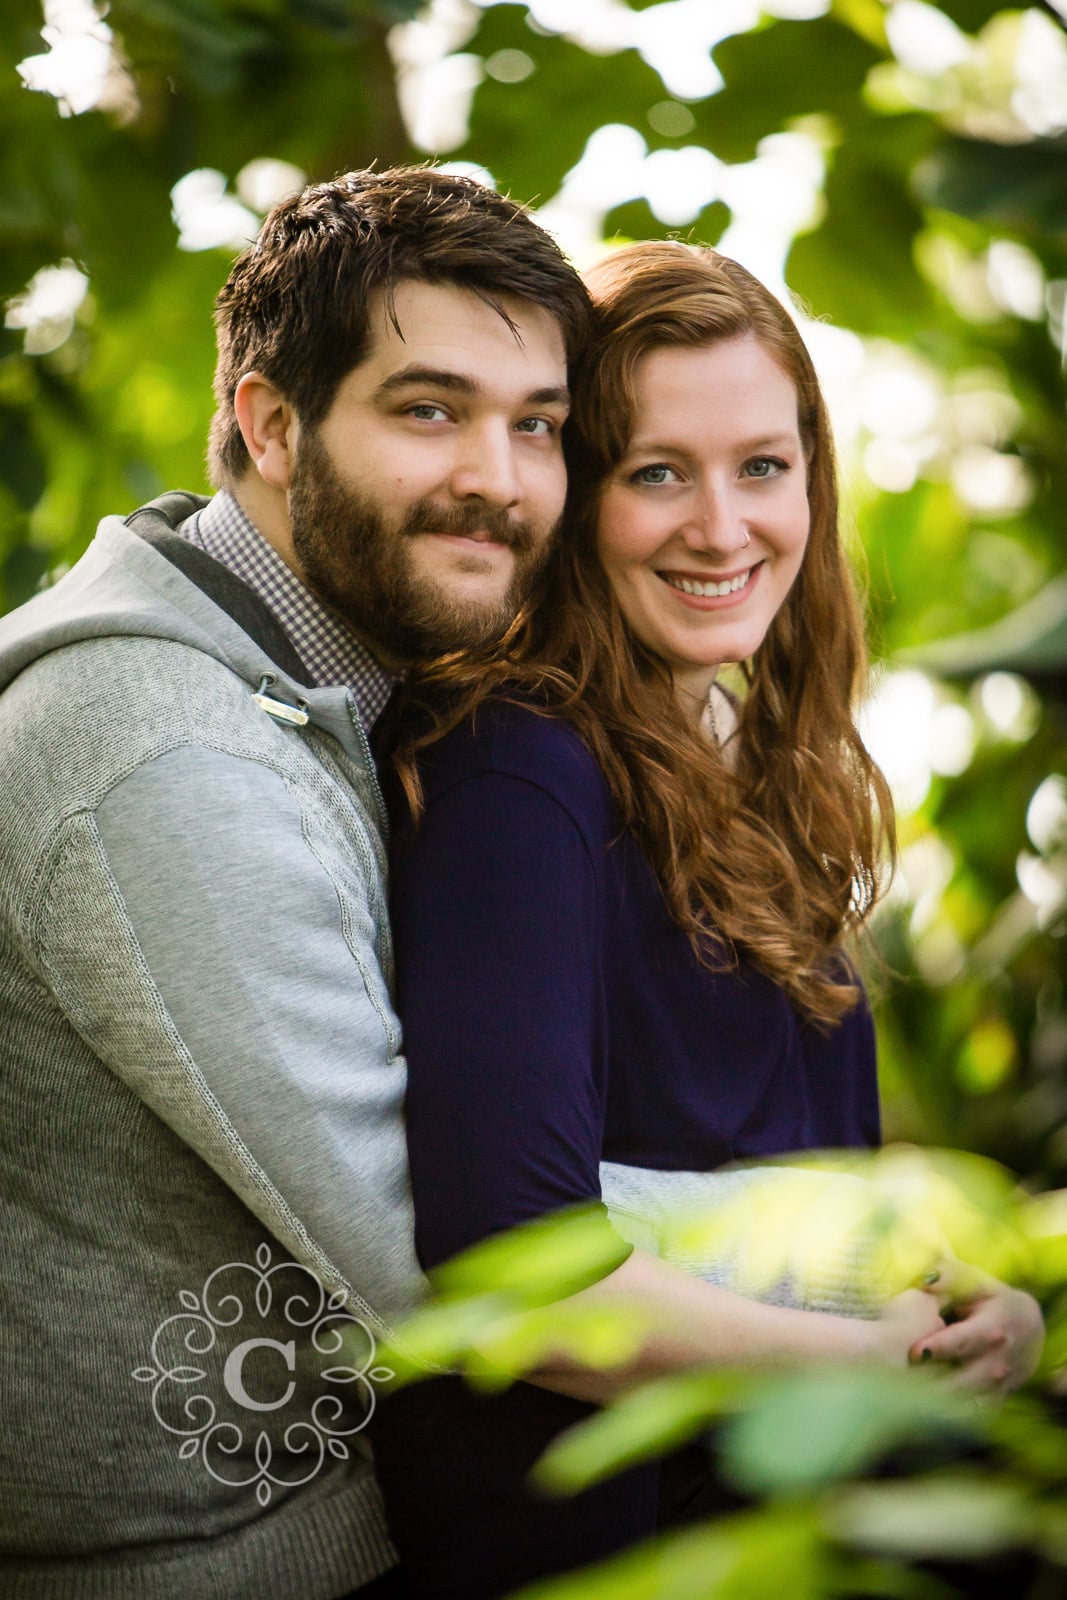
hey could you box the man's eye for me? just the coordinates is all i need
[515,417,554,436]
[407,404,449,422]
[744,456,787,479]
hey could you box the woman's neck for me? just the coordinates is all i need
[673,670,718,730]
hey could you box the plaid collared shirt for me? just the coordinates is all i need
[183,490,395,733]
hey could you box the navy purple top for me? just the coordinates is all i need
[390,699,879,1270]
[370,700,880,1598]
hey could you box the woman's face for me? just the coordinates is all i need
[595,333,811,715]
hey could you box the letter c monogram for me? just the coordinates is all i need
[222,1337,297,1412]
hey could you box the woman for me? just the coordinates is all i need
[370,244,1041,1598]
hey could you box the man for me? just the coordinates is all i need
[0,167,589,1599]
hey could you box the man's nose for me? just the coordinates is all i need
[448,424,523,509]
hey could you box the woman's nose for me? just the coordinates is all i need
[680,484,750,555]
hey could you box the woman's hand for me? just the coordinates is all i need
[908,1268,1044,1392]
[864,1287,946,1368]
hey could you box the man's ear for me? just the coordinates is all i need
[234,373,298,489]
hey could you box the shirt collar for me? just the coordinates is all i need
[183,489,396,733]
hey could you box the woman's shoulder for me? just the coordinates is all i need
[416,697,613,822]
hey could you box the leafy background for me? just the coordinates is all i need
[3,0,1066,1589]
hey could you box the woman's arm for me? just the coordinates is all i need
[526,1249,946,1402]
[391,754,620,1272]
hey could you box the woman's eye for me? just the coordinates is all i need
[515,417,553,436]
[632,463,677,486]
[744,456,787,479]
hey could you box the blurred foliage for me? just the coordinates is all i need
[385,1148,1066,1381]
[378,1166,1067,1596]
[3,5,1067,1588]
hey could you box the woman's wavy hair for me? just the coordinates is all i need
[397,241,895,1027]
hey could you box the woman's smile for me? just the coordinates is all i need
[596,333,810,713]
[658,562,761,601]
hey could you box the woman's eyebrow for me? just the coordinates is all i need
[625,430,798,454]
[741,432,800,450]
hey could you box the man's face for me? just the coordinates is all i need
[287,279,570,663]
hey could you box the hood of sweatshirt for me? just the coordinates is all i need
[0,492,372,762]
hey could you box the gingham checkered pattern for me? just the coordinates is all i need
[184,490,395,732]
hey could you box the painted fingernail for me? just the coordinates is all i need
[922,1271,941,1287]
[920,1347,933,1362]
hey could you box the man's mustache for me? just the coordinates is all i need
[397,498,542,552]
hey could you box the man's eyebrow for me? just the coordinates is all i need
[526,386,571,410]
[373,366,571,409]
[374,365,478,398]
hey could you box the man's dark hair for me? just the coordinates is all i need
[208,166,592,485]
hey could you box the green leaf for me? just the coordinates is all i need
[916,136,1067,238]
[382,1292,653,1393]
[380,1208,656,1384]
[429,1206,634,1305]
[513,1505,828,1600]
[0,406,46,507]
[721,1367,983,1496]
[694,16,884,164]
[373,1292,513,1382]
[786,120,942,336]
[603,198,730,250]
[0,537,47,610]
[1021,1192,1067,1290]
[987,1391,1067,1483]
[535,1369,753,1494]
[460,7,666,204]
[934,0,1029,28]
[824,1471,1034,1559]
[460,1298,651,1391]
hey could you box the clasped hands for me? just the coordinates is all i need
[905,1260,1044,1393]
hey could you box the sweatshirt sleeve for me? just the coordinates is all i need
[390,758,619,1272]
[35,744,424,1332]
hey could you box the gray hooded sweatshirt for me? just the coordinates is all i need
[0,495,424,1599]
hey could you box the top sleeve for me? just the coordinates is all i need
[390,760,613,1271]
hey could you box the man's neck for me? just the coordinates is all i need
[229,472,301,577]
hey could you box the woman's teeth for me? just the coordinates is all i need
[664,569,752,598]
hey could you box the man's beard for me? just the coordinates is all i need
[287,429,556,663]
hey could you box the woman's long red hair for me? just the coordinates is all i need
[395,242,895,1027]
